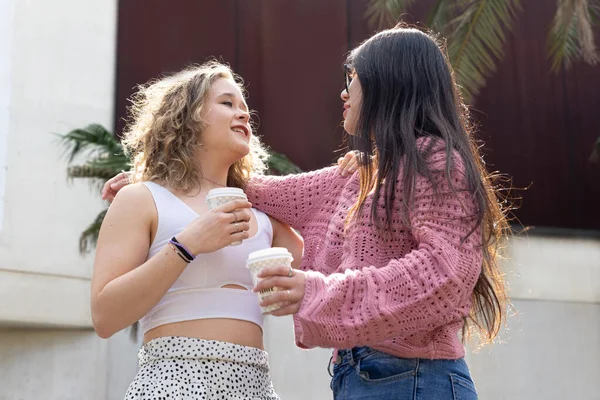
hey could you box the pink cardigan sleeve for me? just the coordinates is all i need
[245,166,343,229]
[292,159,483,349]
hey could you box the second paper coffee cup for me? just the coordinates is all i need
[246,247,294,313]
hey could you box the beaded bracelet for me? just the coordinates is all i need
[168,242,191,263]
[169,236,196,261]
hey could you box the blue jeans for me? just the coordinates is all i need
[329,347,478,399]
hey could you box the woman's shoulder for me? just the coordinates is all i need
[111,182,156,213]
[101,182,156,235]
[416,136,467,174]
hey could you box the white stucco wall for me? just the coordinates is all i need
[0,328,141,400]
[0,0,117,326]
[0,0,128,399]
[466,299,600,400]
[0,0,15,231]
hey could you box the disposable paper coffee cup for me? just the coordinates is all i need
[206,188,248,246]
[246,247,294,314]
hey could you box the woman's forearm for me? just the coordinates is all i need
[92,244,188,338]
[246,167,342,228]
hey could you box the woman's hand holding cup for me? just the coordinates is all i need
[177,199,252,255]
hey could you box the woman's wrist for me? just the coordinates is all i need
[169,236,196,262]
[167,241,192,263]
[175,230,203,256]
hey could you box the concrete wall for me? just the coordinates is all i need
[0,0,116,286]
[466,300,600,400]
[0,0,15,231]
[0,0,136,398]
[0,328,140,400]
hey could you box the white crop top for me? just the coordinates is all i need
[139,182,272,334]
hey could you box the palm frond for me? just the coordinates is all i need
[67,165,124,181]
[88,154,131,173]
[365,0,416,29]
[591,0,600,21]
[79,209,107,254]
[549,0,600,72]
[426,0,455,32]
[447,0,521,100]
[59,124,124,162]
[266,151,303,175]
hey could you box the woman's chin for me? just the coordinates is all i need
[232,146,251,162]
[343,121,356,136]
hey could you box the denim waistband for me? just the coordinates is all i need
[328,346,469,376]
[328,346,377,376]
[336,346,377,366]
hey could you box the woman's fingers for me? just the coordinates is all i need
[228,221,250,234]
[229,230,250,243]
[260,287,298,305]
[267,302,300,317]
[338,151,359,177]
[110,175,129,190]
[254,268,306,316]
[228,209,252,223]
[101,172,130,202]
[256,265,291,279]
[217,199,252,214]
[254,276,291,294]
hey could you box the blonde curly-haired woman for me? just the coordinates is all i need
[91,61,303,400]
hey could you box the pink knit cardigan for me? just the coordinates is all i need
[246,143,482,359]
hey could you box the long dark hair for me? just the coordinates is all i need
[347,25,510,344]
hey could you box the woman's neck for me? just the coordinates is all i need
[199,176,227,188]
[195,157,230,188]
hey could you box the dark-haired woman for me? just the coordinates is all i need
[250,25,509,399]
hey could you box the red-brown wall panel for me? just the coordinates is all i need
[115,0,600,230]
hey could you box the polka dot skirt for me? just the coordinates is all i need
[124,336,279,400]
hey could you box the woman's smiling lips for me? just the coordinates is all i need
[231,125,249,139]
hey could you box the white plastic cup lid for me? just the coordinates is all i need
[205,187,247,200]
[246,247,293,266]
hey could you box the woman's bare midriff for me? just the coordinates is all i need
[143,318,264,349]
[143,285,264,350]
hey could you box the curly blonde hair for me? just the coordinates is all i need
[121,61,268,192]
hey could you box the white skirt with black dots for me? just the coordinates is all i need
[124,336,279,400]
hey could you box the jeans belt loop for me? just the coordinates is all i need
[332,349,342,365]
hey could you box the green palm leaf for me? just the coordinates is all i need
[266,151,303,175]
[549,0,600,72]
[59,124,130,182]
[366,0,417,28]
[59,123,125,162]
[88,154,130,173]
[366,0,600,99]
[67,165,124,181]
[79,209,108,254]
[363,0,522,100]
[447,0,521,100]
[426,0,454,31]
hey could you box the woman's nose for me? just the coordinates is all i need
[341,89,349,101]
[237,110,250,122]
